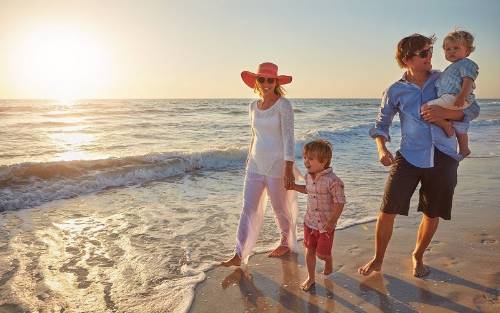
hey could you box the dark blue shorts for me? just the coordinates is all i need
[380,148,458,220]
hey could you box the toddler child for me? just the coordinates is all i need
[291,139,345,291]
[426,29,479,157]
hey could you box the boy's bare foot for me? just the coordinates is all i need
[358,258,382,276]
[323,258,333,275]
[268,245,290,257]
[301,278,315,291]
[412,253,430,278]
[220,254,241,267]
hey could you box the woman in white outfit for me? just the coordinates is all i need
[221,62,298,267]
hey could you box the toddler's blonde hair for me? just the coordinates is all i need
[443,29,475,53]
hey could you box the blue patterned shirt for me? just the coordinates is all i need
[369,70,480,168]
[436,58,479,103]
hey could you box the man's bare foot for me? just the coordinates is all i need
[268,245,290,257]
[412,253,430,277]
[323,258,333,275]
[220,254,241,267]
[301,278,315,291]
[358,258,382,276]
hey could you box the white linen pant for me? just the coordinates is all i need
[235,172,298,263]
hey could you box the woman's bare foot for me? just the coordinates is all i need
[268,245,290,257]
[220,254,241,267]
[323,258,333,275]
[412,253,430,277]
[301,278,315,291]
[358,257,382,276]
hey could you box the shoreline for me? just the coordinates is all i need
[189,158,500,313]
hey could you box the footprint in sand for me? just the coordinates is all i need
[346,246,360,254]
[480,239,497,245]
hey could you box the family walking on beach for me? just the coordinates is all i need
[221,29,480,291]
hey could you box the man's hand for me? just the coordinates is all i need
[378,147,395,166]
[421,104,447,122]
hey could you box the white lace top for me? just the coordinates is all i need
[246,97,295,178]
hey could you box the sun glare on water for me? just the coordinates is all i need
[10,26,110,100]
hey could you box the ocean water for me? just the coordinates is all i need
[0,99,499,312]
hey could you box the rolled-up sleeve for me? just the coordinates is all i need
[369,89,397,141]
[462,100,480,123]
[459,59,479,80]
[280,99,295,161]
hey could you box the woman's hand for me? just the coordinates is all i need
[284,162,295,190]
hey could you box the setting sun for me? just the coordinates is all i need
[8,26,109,100]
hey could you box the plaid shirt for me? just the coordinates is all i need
[304,168,346,233]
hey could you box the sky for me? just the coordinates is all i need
[1,0,499,99]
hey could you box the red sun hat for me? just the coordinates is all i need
[241,62,292,88]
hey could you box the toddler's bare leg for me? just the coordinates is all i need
[434,119,455,137]
[457,133,471,157]
[301,248,316,291]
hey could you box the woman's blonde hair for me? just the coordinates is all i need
[443,29,475,53]
[254,81,286,98]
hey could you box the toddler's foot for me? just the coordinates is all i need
[323,259,333,275]
[220,254,241,267]
[442,124,455,137]
[358,257,382,276]
[301,278,315,291]
[268,245,290,257]
[459,147,471,158]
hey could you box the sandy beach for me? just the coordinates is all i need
[190,158,499,313]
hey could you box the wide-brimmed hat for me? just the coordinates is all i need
[241,62,292,88]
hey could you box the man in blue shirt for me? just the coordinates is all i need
[358,34,480,278]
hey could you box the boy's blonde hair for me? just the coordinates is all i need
[303,140,333,168]
[443,29,475,53]
[254,81,286,97]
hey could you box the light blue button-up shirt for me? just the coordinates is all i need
[369,70,480,168]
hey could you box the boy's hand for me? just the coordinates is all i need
[454,95,466,108]
[325,221,336,233]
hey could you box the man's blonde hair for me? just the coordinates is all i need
[303,140,333,168]
[443,29,475,53]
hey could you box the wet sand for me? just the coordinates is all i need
[190,158,500,313]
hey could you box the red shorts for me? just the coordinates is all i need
[303,224,334,258]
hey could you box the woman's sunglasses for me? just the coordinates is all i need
[257,77,275,84]
[413,47,433,58]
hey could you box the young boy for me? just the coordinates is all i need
[291,140,345,291]
[426,29,479,158]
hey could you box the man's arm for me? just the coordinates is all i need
[421,101,480,122]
